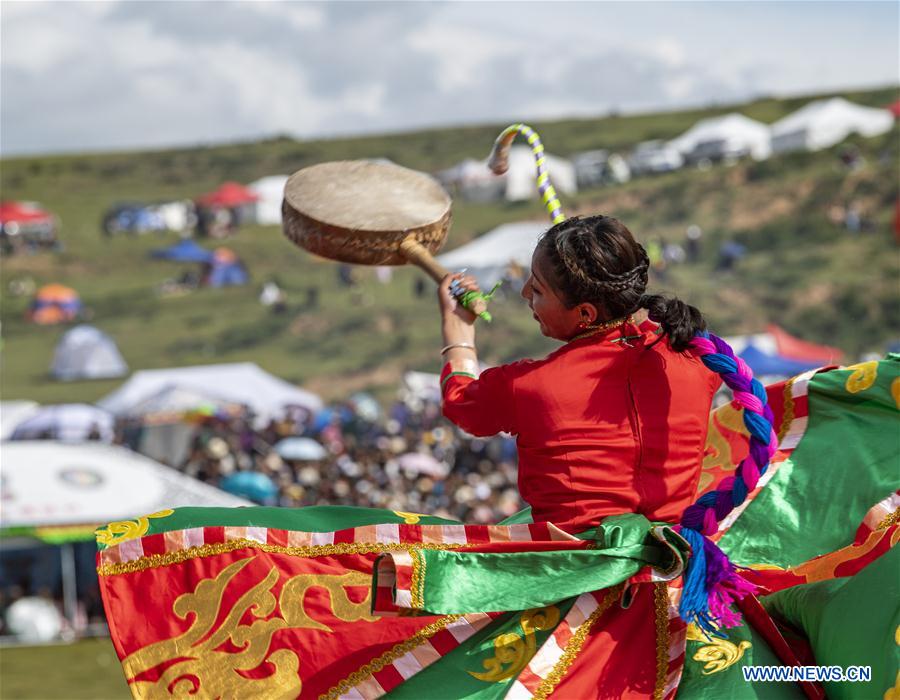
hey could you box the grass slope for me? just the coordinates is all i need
[0,637,129,699]
[1,86,898,405]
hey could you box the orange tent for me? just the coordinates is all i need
[29,284,82,325]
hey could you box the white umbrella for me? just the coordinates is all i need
[9,404,114,442]
[397,452,449,478]
[274,437,327,461]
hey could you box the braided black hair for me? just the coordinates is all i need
[537,215,706,351]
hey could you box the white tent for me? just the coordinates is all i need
[770,98,894,154]
[50,324,128,381]
[441,146,576,204]
[97,362,322,422]
[9,403,115,442]
[437,221,546,289]
[0,441,251,530]
[669,113,772,161]
[504,145,577,202]
[1,401,39,440]
[248,175,289,226]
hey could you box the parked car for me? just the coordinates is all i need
[628,140,684,175]
[573,150,631,188]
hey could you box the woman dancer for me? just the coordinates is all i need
[439,214,720,535]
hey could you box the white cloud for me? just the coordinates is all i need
[1,1,896,156]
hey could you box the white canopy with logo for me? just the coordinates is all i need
[0,441,250,532]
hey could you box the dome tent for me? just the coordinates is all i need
[150,239,213,263]
[28,284,82,325]
[50,325,128,381]
[204,247,249,287]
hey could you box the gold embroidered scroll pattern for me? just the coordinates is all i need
[685,623,751,675]
[95,509,174,547]
[122,557,378,698]
[393,510,425,524]
[698,403,747,494]
[845,361,878,394]
[469,606,561,682]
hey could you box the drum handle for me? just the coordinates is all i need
[399,236,489,318]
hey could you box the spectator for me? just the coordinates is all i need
[685,224,703,263]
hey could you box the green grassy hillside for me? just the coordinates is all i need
[1,86,898,404]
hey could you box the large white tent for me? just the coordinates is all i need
[437,221,546,289]
[248,175,289,226]
[0,441,251,532]
[668,113,772,161]
[770,98,894,154]
[50,324,128,381]
[97,362,322,422]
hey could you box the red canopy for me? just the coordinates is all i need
[0,201,53,225]
[195,182,259,208]
[886,99,900,118]
[766,324,843,364]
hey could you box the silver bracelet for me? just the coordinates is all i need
[440,342,476,355]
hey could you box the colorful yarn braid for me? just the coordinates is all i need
[677,330,779,634]
[484,123,777,634]
[488,124,566,225]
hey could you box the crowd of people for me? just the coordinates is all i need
[0,388,525,640]
[122,391,526,526]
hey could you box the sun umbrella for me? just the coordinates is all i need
[397,452,449,478]
[274,437,327,461]
[220,471,278,505]
[9,404,114,442]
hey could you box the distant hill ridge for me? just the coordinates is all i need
[1,85,897,404]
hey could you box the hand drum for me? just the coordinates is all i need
[282,160,455,283]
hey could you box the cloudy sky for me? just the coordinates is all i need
[1,1,897,156]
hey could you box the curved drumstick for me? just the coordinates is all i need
[488,123,566,224]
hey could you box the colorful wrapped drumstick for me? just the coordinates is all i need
[488,123,566,224]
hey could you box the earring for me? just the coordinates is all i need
[576,320,587,331]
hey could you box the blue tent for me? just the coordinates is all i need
[206,260,249,287]
[151,239,213,263]
[738,344,822,377]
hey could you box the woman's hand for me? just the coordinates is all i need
[438,272,480,326]
[439,272,479,368]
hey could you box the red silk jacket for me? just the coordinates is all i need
[441,321,721,532]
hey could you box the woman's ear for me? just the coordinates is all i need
[578,303,599,325]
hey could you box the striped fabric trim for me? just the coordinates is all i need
[778,367,817,451]
[98,522,563,572]
[661,583,686,700]
[860,490,900,538]
[333,612,497,700]
[504,587,621,699]
[440,371,477,392]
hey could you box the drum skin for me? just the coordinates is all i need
[282,160,452,266]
